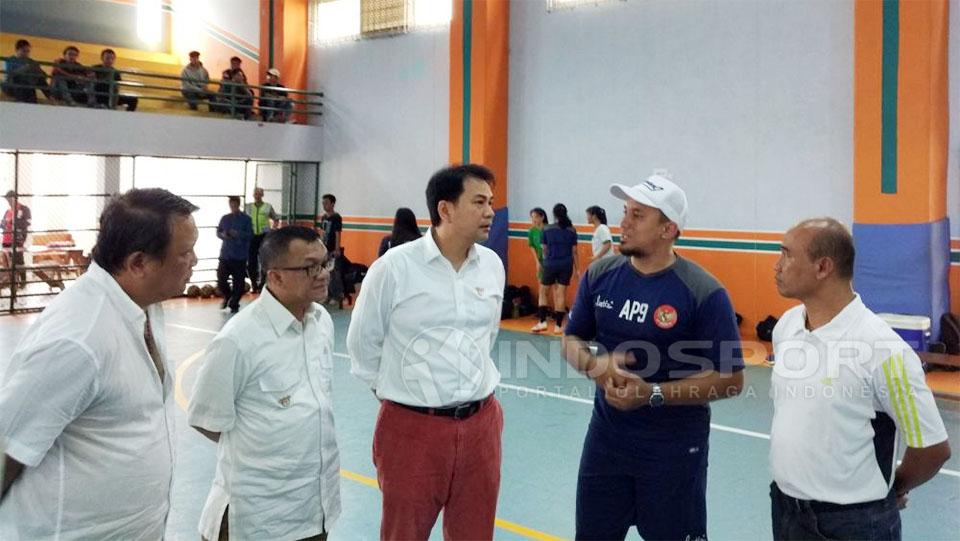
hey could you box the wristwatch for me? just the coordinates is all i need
[648,384,665,408]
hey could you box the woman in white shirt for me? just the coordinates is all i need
[586,205,614,264]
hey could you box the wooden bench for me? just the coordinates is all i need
[28,232,89,290]
[918,351,960,370]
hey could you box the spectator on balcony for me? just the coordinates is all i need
[211,57,245,104]
[92,49,138,112]
[2,39,51,103]
[225,70,255,120]
[212,58,253,119]
[225,56,246,80]
[50,46,93,106]
[180,51,211,111]
[259,68,292,123]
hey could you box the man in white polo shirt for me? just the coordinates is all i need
[188,226,341,541]
[769,217,950,540]
[0,188,199,539]
[347,163,505,540]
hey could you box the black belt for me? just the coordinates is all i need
[393,395,492,420]
[772,482,890,513]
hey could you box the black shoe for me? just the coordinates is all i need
[230,306,239,314]
[220,299,228,309]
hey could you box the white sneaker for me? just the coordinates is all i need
[553,324,563,335]
[531,321,548,333]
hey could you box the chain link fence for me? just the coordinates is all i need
[0,151,320,315]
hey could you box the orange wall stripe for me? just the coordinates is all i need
[344,229,955,323]
[470,0,509,206]
[449,0,465,164]
[853,0,883,223]
[340,216,432,226]
[449,0,509,199]
[854,0,949,224]
[507,222,785,242]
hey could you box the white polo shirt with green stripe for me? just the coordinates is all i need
[769,294,947,504]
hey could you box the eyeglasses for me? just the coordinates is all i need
[272,256,335,278]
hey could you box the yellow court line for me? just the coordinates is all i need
[337,468,568,541]
[173,348,569,541]
[174,349,206,411]
[494,518,568,541]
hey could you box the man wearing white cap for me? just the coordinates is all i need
[562,171,745,540]
[260,68,291,123]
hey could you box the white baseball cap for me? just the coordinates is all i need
[266,68,280,77]
[609,169,688,230]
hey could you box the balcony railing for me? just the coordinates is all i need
[1,57,323,122]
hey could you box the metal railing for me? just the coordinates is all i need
[0,57,323,121]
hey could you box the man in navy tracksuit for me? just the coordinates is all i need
[562,172,745,540]
[216,196,253,313]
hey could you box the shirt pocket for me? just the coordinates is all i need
[258,370,301,409]
[316,346,334,392]
[467,287,503,330]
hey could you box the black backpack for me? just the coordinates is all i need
[501,286,519,319]
[502,285,537,319]
[517,286,535,316]
[337,253,368,295]
[941,313,960,355]
[756,315,778,342]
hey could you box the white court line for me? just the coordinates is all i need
[167,323,219,335]
[167,323,960,480]
[497,382,772,440]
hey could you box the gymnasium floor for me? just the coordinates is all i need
[1,298,958,541]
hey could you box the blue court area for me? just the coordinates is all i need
[3,299,959,540]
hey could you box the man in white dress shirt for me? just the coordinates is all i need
[347,163,506,540]
[188,225,341,541]
[0,188,199,539]
[769,217,950,540]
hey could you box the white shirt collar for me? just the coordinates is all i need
[794,294,865,341]
[260,286,316,336]
[422,227,480,265]
[86,262,148,324]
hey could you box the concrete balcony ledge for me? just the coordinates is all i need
[0,101,323,162]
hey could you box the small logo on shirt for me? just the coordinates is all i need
[594,296,614,310]
[653,304,678,329]
[279,395,291,408]
[475,287,484,296]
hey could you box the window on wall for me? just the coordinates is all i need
[546,0,623,12]
[314,0,362,43]
[362,0,410,35]
[312,0,450,45]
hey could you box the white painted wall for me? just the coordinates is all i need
[308,28,450,219]
[0,102,324,162]
[201,0,261,48]
[508,0,854,231]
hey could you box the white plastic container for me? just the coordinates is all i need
[876,313,931,351]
